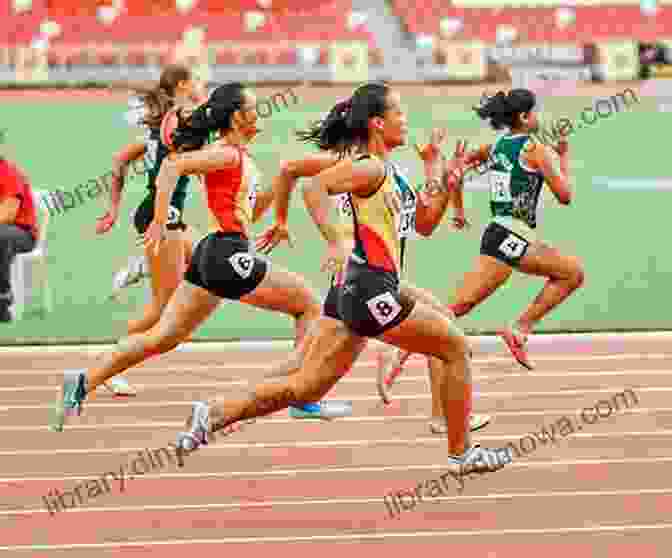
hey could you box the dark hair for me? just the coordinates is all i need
[475,89,536,131]
[133,64,192,128]
[171,82,247,152]
[295,82,391,155]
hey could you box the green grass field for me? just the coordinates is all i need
[1,89,669,343]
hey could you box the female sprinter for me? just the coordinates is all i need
[257,108,489,433]
[449,89,582,369]
[50,82,322,432]
[169,83,511,481]
[94,65,203,396]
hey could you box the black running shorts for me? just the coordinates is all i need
[322,277,341,320]
[337,260,415,338]
[134,192,186,235]
[480,221,530,268]
[184,232,267,300]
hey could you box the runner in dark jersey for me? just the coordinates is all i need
[94,64,203,396]
[448,89,583,369]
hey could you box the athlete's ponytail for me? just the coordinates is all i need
[170,82,247,152]
[296,82,390,156]
[295,98,353,153]
[475,89,536,131]
[125,64,192,128]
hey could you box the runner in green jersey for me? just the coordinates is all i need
[95,65,204,395]
[449,89,583,369]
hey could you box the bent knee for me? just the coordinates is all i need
[566,257,585,289]
[145,330,183,356]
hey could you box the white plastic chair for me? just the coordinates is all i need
[9,188,53,320]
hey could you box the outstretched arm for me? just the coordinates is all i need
[96,142,146,234]
[255,152,343,253]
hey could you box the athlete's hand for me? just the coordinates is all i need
[321,239,348,274]
[415,128,447,164]
[256,222,293,254]
[443,140,469,186]
[452,209,470,230]
[96,210,118,234]
[141,220,166,255]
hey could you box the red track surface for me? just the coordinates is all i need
[0,336,669,556]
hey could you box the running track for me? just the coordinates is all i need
[0,333,669,556]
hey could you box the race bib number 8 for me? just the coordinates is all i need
[498,233,527,259]
[229,253,255,279]
[489,170,512,202]
[366,292,402,327]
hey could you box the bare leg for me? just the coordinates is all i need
[127,230,186,335]
[378,302,472,456]
[240,265,321,349]
[515,243,585,333]
[88,282,220,392]
[449,255,512,318]
[206,321,366,431]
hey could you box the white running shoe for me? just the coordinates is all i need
[175,401,255,459]
[103,376,137,397]
[445,444,512,492]
[110,255,149,299]
[430,414,492,434]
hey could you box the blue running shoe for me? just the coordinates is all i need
[289,400,352,420]
[50,370,87,432]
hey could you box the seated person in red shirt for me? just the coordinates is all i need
[0,157,38,322]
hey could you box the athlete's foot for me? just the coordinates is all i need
[110,255,149,300]
[50,370,87,432]
[430,414,492,434]
[500,324,533,370]
[289,401,353,420]
[104,376,137,397]
[445,444,513,492]
[376,349,405,405]
[175,401,255,459]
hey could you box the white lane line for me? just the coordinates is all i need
[2,368,671,392]
[2,456,671,484]
[4,487,672,517]
[2,330,672,355]
[5,352,672,376]
[0,386,652,411]
[0,405,661,432]
[1,523,671,549]
[0,430,669,456]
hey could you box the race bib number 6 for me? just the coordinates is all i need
[167,206,181,225]
[229,252,255,279]
[366,292,402,327]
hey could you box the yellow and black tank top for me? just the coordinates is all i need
[348,155,416,276]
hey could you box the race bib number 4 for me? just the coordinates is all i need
[489,170,512,202]
[498,233,527,259]
[229,252,255,279]
[366,292,402,327]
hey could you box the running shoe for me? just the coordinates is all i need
[50,370,87,432]
[174,402,255,459]
[376,348,407,405]
[103,376,137,397]
[445,444,513,492]
[289,401,353,420]
[500,324,533,370]
[430,414,492,434]
[110,255,149,300]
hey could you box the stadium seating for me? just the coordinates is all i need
[0,0,377,69]
[392,1,672,42]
